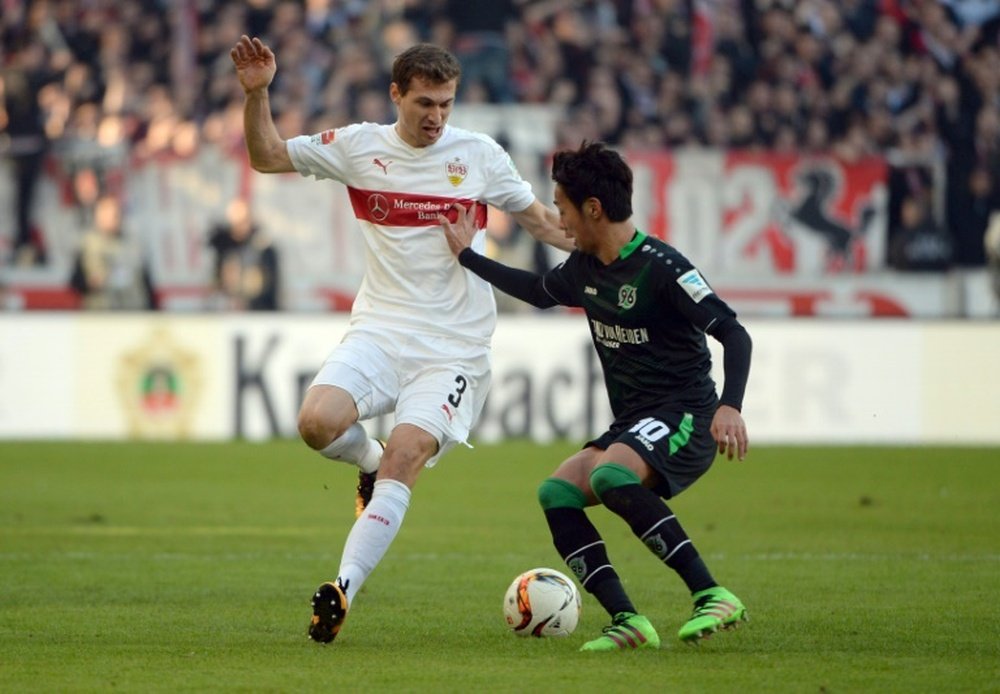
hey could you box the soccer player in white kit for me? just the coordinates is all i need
[231,35,569,643]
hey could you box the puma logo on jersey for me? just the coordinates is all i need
[584,286,598,295]
[373,158,392,174]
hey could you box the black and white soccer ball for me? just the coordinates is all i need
[503,567,581,637]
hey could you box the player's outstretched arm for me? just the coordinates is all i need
[231,35,294,174]
[440,204,558,309]
[511,200,575,252]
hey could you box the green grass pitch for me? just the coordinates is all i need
[1,441,998,692]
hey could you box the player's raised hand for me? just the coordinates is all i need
[231,35,276,94]
[439,203,477,256]
[710,404,748,461]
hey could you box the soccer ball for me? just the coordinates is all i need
[503,567,581,637]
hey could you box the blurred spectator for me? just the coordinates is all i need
[888,194,953,271]
[444,0,518,103]
[1,39,51,265]
[950,164,1000,266]
[70,195,156,310]
[206,198,280,311]
[55,103,129,225]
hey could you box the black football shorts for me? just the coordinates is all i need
[586,407,717,499]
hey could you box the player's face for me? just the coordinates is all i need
[554,185,597,254]
[391,76,457,148]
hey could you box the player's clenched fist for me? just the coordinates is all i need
[231,35,276,94]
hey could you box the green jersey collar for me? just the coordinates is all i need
[619,230,647,260]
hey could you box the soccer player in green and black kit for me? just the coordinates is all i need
[440,141,752,651]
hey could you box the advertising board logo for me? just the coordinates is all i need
[368,193,390,222]
[116,328,202,438]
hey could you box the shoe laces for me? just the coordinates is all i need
[605,612,636,632]
[690,591,725,618]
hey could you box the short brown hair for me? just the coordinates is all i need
[391,44,462,95]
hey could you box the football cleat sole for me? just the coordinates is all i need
[309,581,348,644]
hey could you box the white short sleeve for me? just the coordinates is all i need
[287,124,364,182]
[476,135,536,213]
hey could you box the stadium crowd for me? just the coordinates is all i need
[3,0,1000,280]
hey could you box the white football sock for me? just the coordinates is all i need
[319,423,383,473]
[337,479,411,606]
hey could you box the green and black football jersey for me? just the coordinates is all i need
[537,231,736,421]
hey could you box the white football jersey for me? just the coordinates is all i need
[287,122,536,343]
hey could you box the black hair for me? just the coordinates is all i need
[551,141,633,221]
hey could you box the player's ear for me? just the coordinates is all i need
[588,199,601,219]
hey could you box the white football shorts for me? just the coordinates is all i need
[309,327,491,467]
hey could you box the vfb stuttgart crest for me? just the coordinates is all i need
[446,158,468,187]
[617,284,637,309]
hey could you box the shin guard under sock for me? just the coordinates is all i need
[592,464,716,593]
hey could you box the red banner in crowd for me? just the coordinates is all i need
[0,144,918,315]
[626,150,888,277]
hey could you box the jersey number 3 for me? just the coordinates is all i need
[448,375,468,408]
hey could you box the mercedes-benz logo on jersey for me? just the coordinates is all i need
[368,193,390,222]
[618,284,637,309]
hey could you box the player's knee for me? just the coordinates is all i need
[296,411,328,450]
[589,463,641,500]
[537,477,587,510]
[298,386,358,450]
[297,406,347,451]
